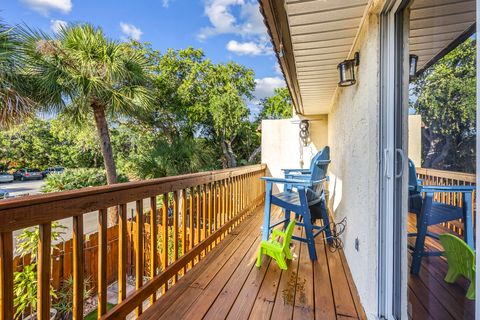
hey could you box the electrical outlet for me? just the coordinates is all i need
[355,238,359,251]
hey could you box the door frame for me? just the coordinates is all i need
[476,0,480,315]
[378,0,409,318]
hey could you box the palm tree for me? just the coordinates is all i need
[0,21,38,128]
[18,23,154,184]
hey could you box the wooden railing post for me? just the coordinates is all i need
[37,223,52,320]
[173,191,179,283]
[161,194,168,293]
[189,187,194,267]
[118,203,127,303]
[181,190,187,273]
[98,209,108,318]
[196,187,201,253]
[207,184,212,240]
[0,232,13,320]
[72,215,84,320]
[150,196,158,304]
[202,185,207,253]
[135,200,144,316]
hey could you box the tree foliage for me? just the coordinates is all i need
[0,117,102,169]
[411,37,476,172]
[126,43,257,170]
[257,87,293,120]
[0,19,290,181]
[41,168,128,193]
[0,20,38,128]
[18,23,154,184]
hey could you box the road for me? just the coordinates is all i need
[1,180,151,245]
[0,179,44,196]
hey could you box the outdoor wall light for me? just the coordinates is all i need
[409,54,419,80]
[337,52,360,87]
[278,42,284,58]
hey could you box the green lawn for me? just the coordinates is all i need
[84,303,116,320]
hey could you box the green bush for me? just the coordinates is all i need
[41,168,129,193]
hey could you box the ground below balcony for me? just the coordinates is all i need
[139,206,366,320]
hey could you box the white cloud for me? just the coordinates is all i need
[226,40,270,56]
[274,63,283,75]
[162,0,173,7]
[254,77,285,100]
[120,22,143,41]
[21,0,72,15]
[239,2,265,36]
[50,19,67,33]
[198,0,266,40]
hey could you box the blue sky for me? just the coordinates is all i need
[2,0,286,115]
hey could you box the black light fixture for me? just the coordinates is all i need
[409,54,419,80]
[337,52,360,87]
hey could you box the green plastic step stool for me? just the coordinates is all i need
[256,220,296,270]
[439,233,475,300]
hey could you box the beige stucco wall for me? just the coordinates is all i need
[327,13,380,319]
[408,114,422,166]
[261,116,328,191]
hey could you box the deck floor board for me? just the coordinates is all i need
[139,206,364,320]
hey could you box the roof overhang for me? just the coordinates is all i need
[260,0,476,116]
[410,0,476,76]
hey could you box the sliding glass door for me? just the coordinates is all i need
[381,0,478,318]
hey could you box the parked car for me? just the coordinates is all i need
[13,168,43,181]
[43,166,65,177]
[0,172,13,183]
[0,189,10,199]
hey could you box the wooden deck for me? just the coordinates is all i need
[139,206,366,320]
[408,213,475,320]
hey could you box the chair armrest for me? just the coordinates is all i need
[315,160,331,165]
[272,229,286,239]
[421,185,476,193]
[284,174,311,180]
[261,177,313,187]
[261,177,327,187]
[282,168,311,174]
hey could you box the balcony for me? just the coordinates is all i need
[0,164,474,319]
[0,164,365,320]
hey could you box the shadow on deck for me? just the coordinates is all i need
[408,213,475,320]
[139,206,366,320]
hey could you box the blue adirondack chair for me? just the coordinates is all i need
[408,159,475,275]
[261,146,332,261]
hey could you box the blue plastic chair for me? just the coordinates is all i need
[408,159,475,275]
[261,146,332,261]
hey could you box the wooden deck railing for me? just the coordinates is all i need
[0,164,266,320]
[416,167,476,235]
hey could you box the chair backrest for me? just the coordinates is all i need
[307,146,330,202]
[282,220,296,252]
[439,233,475,279]
[310,146,330,182]
[408,158,420,193]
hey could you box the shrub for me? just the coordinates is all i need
[41,168,129,193]
[54,275,93,319]
[14,222,66,318]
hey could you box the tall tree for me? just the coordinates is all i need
[18,24,154,184]
[257,87,293,120]
[128,43,257,169]
[411,37,476,171]
[205,62,255,168]
[0,21,37,128]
